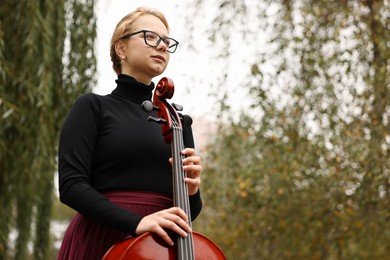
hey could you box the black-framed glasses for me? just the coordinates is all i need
[121,30,179,53]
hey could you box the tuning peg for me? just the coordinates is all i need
[181,114,193,127]
[141,101,160,112]
[172,103,183,111]
[147,116,167,124]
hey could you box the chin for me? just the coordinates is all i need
[150,67,167,78]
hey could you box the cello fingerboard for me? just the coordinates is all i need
[172,125,195,260]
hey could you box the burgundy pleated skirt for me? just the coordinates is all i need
[57,191,173,260]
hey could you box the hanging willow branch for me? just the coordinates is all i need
[186,0,390,259]
[0,0,96,259]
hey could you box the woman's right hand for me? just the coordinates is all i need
[135,207,192,246]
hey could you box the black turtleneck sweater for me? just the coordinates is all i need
[58,74,202,235]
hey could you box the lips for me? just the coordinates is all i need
[151,55,165,62]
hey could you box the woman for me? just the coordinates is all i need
[57,7,202,259]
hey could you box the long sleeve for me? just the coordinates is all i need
[58,93,143,235]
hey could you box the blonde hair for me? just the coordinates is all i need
[110,7,170,75]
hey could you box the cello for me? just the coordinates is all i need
[102,77,226,260]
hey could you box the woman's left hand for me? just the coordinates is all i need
[170,148,202,195]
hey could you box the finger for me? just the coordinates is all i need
[166,207,189,224]
[185,177,201,185]
[161,217,191,237]
[181,148,196,156]
[183,164,202,174]
[183,156,201,165]
[153,225,175,246]
[185,177,201,192]
[148,211,191,244]
[165,208,192,233]
[153,211,191,239]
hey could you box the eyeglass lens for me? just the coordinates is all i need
[144,31,178,53]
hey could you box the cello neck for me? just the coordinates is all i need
[171,125,195,260]
[148,77,196,259]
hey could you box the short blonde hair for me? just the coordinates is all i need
[110,7,170,74]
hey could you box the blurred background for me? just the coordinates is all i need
[1,0,389,259]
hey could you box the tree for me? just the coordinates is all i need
[0,0,96,259]
[187,0,390,258]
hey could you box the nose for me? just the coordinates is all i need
[156,40,168,52]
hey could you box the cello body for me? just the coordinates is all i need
[103,231,226,260]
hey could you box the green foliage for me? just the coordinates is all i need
[190,0,390,259]
[0,0,96,259]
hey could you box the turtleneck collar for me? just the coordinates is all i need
[111,74,155,104]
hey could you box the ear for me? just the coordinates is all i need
[114,40,127,60]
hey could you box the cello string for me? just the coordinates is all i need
[175,126,190,259]
[172,119,195,259]
[179,123,195,259]
[173,126,189,259]
[171,123,186,258]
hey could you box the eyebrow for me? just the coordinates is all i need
[139,28,170,38]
